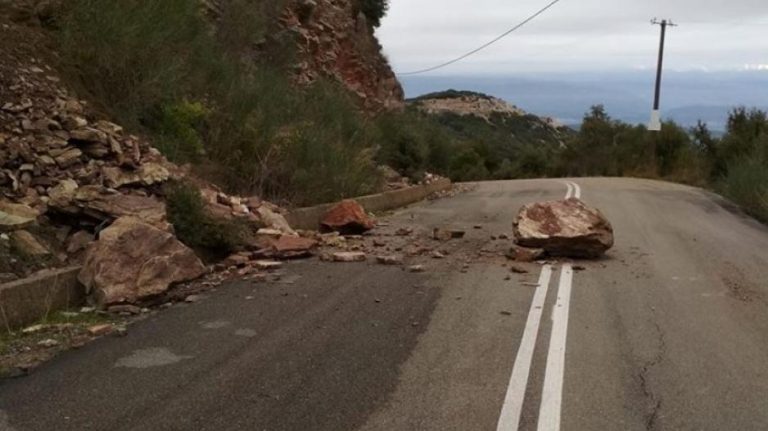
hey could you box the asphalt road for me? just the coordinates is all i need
[2,178,768,430]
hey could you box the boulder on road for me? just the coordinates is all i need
[513,198,613,258]
[79,217,206,305]
[321,200,374,234]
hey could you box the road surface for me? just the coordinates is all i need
[2,177,768,431]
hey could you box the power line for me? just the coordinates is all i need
[397,0,564,76]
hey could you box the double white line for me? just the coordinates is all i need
[564,181,581,200]
[496,182,578,431]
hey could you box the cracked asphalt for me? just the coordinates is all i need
[2,178,768,430]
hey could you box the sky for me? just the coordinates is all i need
[376,0,768,75]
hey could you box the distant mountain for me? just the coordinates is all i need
[400,71,768,130]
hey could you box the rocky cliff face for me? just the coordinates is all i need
[282,0,404,112]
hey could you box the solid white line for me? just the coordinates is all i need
[570,182,582,199]
[537,264,574,431]
[496,265,554,431]
[564,182,573,199]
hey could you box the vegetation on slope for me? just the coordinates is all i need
[54,0,380,206]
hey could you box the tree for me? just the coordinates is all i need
[358,0,389,27]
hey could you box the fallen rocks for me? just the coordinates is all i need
[513,198,614,258]
[332,251,367,262]
[253,260,283,270]
[506,245,546,262]
[0,200,38,232]
[86,324,113,337]
[78,217,206,305]
[375,255,403,265]
[10,230,49,256]
[321,199,374,234]
[408,265,425,273]
[265,235,317,259]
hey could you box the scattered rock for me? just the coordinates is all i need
[184,294,202,303]
[395,227,413,236]
[506,245,546,263]
[431,250,445,259]
[256,206,297,237]
[573,265,587,271]
[223,252,252,268]
[79,216,206,305]
[10,230,50,256]
[107,304,142,315]
[332,251,367,262]
[37,339,60,348]
[500,311,513,316]
[510,265,529,274]
[513,198,614,258]
[408,265,425,273]
[320,200,374,234]
[87,324,113,336]
[432,228,452,241]
[375,255,403,265]
[372,238,386,247]
[65,230,93,254]
[449,230,466,239]
[266,235,317,259]
[254,260,283,270]
[22,324,46,334]
[0,200,38,232]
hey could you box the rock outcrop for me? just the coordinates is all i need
[513,198,614,258]
[79,217,206,305]
[281,0,404,112]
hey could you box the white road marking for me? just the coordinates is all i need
[537,264,574,431]
[496,265,554,431]
[564,182,573,199]
[570,182,582,199]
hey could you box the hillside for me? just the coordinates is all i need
[399,90,574,180]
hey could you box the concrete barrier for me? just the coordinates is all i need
[286,178,452,231]
[0,266,85,330]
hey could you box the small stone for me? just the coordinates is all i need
[185,295,202,303]
[107,304,142,315]
[431,251,445,259]
[573,265,587,271]
[376,255,403,265]
[332,252,366,262]
[473,225,483,229]
[372,238,386,247]
[498,233,510,240]
[22,324,46,334]
[87,324,113,337]
[432,228,452,241]
[38,338,60,348]
[395,227,413,236]
[450,230,466,239]
[500,311,513,316]
[408,265,425,273]
[79,306,96,313]
[510,265,529,274]
[254,260,283,270]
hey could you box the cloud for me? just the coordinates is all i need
[377,0,768,74]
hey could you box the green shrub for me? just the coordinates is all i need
[720,157,768,222]
[165,182,245,258]
[358,0,389,27]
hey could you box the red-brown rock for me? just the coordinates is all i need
[79,217,206,305]
[513,198,613,258]
[320,199,374,234]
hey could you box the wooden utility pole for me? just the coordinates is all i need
[649,18,676,132]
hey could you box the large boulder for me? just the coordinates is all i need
[320,199,374,234]
[513,198,614,258]
[79,217,206,305]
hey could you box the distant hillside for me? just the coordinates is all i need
[397,90,575,180]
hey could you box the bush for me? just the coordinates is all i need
[165,182,245,258]
[720,157,768,222]
[358,0,389,27]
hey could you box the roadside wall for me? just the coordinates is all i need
[0,266,84,329]
[286,179,452,230]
